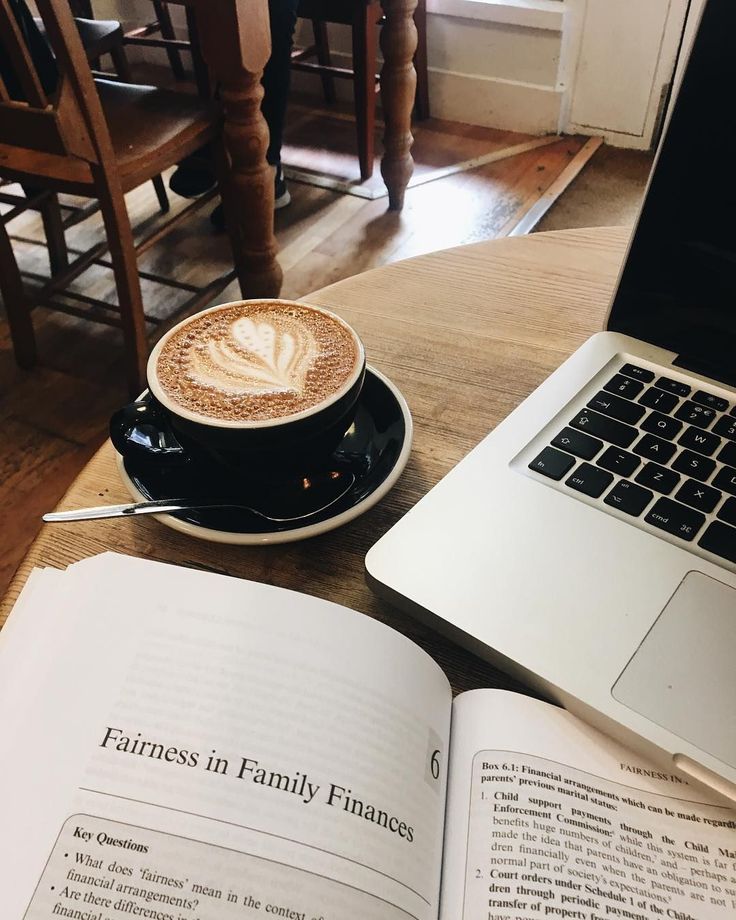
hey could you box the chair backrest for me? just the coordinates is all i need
[0,0,108,162]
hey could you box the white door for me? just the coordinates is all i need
[559,0,694,149]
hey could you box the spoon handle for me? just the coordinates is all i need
[43,499,211,522]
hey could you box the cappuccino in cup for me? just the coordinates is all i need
[149,300,364,428]
[109,300,367,474]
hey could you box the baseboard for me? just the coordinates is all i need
[427,69,562,134]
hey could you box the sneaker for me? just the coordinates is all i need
[274,165,291,210]
[169,153,217,199]
[209,164,290,230]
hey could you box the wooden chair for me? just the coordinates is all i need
[61,16,132,80]
[73,1,211,99]
[39,9,170,217]
[120,1,189,83]
[292,0,429,181]
[37,11,171,213]
[68,0,187,81]
[0,0,238,396]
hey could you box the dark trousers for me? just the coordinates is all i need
[262,0,300,166]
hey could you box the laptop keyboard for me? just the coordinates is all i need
[528,362,736,566]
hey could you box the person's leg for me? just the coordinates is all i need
[261,0,300,169]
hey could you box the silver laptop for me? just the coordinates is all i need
[366,0,736,803]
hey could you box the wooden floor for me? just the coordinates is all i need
[0,98,599,597]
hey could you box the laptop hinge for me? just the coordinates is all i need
[672,353,736,390]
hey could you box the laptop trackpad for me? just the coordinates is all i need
[612,571,736,769]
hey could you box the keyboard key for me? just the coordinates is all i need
[718,441,736,466]
[655,376,691,397]
[603,374,645,399]
[674,401,716,428]
[716,497,736,527]
[639,388,679,414]
[551,427,603,460]
[529,447,576,480]
[587,391,645,424]
[712,465,736,496]
[699,521,736,563]
[569,409,637,448]
[640,411,682,440]
[565,463,613,498]
[645,498,705,541]
[692,390,729,413]
[713,416,736,441]
[675,479,721,514]
[678,426,721,456]
[597,446,640,477]
[604,480,653,516]
[633,434,677,463]
[620,363,654,383]
[671,450,716,481]
[635,463,680,495]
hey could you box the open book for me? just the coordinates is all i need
[1,553,734,920]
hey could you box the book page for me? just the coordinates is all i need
[0,553,451,920]
[440,690,736,920]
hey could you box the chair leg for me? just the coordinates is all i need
[38,193,69,277]
[153,0,187,81]
[0,218,37,368]
[152,174,170,214]
[110,42,133,83]
[413,0,430,120]
[94,170,149,397]
[312,20,336,104]
[352,3,380,182]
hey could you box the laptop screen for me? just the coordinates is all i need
[608,0,736,384]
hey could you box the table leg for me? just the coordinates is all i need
[219,75,283,298]
[193,0,283,298]
[379,0,418,211]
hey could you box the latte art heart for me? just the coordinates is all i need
[154,301,363,424]
[192,318,319,394]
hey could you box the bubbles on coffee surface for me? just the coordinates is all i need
[155,302,361,423]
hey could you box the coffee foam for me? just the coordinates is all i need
[153,302,361,423]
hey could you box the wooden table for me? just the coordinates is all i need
[186,0,422,299]
[0,226,630,693]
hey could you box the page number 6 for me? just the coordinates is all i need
[425,728,443,790]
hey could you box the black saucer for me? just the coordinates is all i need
[117,367,412,544]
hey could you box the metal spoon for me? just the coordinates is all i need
[43,475,356,525]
